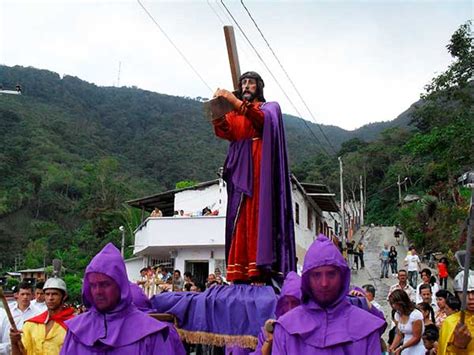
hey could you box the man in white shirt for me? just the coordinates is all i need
[29,281,47,313]
[9,282,41,329]
[0,282,41,355]
[388,269,415,303]
[404,247,421,288]
[362,284,384,313]
[418,284,439,312]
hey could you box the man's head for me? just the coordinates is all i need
[398,269,408,284]
[173,270,181,279]
[362,284,376,302]
[88,272,121,313]
[83,243,133,314]
[207,274,216,283]
[214,268,222,277]
[419,283,433,304]
[160,267,168,276]
[139,267,148,277]
[384,243,388,249]
[302,234,349,308]
[16,282,33,309]
[34,281,45,303]
[43,277,68,311]
[237,71,265,103]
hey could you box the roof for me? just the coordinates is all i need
[126,179,220,216]
[17,268,46,273]
[298,182,339,212]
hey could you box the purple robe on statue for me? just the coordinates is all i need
[223,101,295,279]
[130,282,153,313]
[61,243,185,355]
[272,234,385,354]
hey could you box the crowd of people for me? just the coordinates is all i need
[1,233,472,355]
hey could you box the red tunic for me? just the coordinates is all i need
[213,101,264,282]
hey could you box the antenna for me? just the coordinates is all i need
[117,61,122,87]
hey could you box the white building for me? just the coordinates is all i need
[125,176,339,284]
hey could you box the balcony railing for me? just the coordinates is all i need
[133,216,226,255]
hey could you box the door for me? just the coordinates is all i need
[185,261,209,287]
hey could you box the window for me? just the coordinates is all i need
[307,207,312,230]
[295,202,300,225]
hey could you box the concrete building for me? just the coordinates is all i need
[125,176,339,284]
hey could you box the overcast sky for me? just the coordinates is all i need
[1,0,471,130]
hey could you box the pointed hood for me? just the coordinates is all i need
[82,243,132,312]
[301,234,350,307]
[276,234,385,349]
[275,271,301,318]
[65,243,167,348]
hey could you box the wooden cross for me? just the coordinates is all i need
[205,26,241,120]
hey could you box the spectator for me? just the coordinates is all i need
[419,284,439,312]
[405,247,421,288]
[8,282,41,330]
[417,302,435,327]
[389,246,398,277]
[30,281,47,313]
[388,269,416,303]
[150,207,162,217]
[172,270,184,291]
[416,268,440,305]
[357,242,365,269]
[445,294,461,316]
[388,289,425,354]
[173,210,179,217]
[422,324,439,355]
[362,284,383,312]
[214,268,227,283]
[379,243,390,278]
[394,226,402,245]
[437,257,448,290]
[434,289,452,327]
[206,274,217,289]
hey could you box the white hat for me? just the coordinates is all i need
[453,269,474,292]
[43,277,67,293]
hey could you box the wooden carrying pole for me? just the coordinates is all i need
[223,26,241,91]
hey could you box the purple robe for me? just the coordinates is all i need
[223,101,295,278]
[61,243,185,355]
[272,234,385,354]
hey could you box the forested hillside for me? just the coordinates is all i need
[294,22,473,264]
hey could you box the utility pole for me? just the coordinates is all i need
[119,226,125,257]
[360,175,364,226]
[339,157,346,251]
[398,175,402,205]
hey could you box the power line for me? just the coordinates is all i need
[136,0,213,93]
[240,0,337,155]
[219,0,331,157]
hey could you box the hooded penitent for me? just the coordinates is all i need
[275,271,301,318]
[61,243,185,354]
[272,234,385,354]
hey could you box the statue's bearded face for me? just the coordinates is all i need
[241,78,258,101]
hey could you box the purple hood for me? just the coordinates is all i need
[275,271,301,318]
[65,243,167,347]
[276,234,385,348]
[301,234,350,306]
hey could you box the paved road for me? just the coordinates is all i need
[350,226,408,334]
